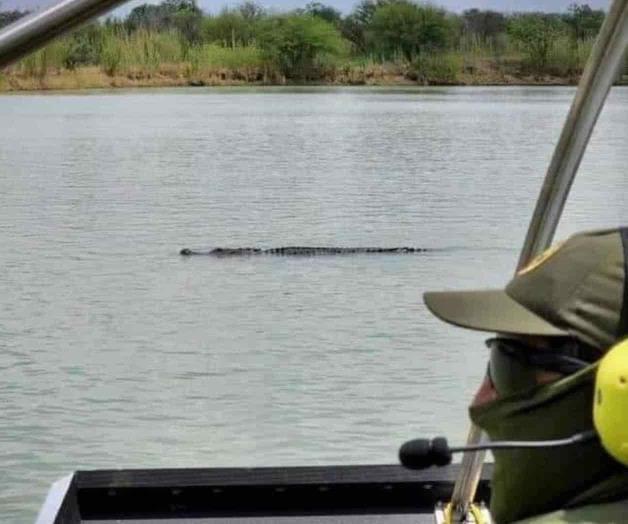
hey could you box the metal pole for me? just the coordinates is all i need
[0,0,130,69]
[450,1,628,521]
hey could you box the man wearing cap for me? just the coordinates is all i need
[424,228,628,523]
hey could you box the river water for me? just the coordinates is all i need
[1,86,627,522]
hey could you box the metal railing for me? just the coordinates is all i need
[0,0,128,68]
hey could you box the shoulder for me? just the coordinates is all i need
[513,500,628,524]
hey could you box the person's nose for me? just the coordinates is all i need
[471,373,498,407]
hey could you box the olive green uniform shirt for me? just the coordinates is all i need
[514,499,628,523]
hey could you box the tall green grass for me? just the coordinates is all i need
[187,44,263,70]
[505,33,595,76]
[546,36,594,76]
[7,24,599,87]
[100,29,185,76]
[183,44,265,81]
[92,29,265,79]
[18,39,69,78]
[413,52,462,83]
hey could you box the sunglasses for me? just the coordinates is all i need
[485,337,595,397]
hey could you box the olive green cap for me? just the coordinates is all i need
[424,228,627,350]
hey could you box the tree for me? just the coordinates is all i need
[563,3,604,42]
[303,2,342,27]
[341,0,389,53]
[63,24,104,69]
[366,1,452,61]
[126,4,165,31]
[126,0,203,43]
[508,14,566,72]
[238,1,265,21]
[462,9,506,42]
[173,10,203,44]
[257,14,346,79]
[203,9,259,48]
[0,7,29,29]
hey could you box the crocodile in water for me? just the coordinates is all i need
[180,246,430,256]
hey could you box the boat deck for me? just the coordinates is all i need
[40,464,492,523]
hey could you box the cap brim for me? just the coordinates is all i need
[423,289,568,336]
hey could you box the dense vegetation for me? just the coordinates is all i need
[1,0,625,90]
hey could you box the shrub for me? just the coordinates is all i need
[563,3,605,43]
[19,39,69,78]
[341,0,392,53]
[100,30,124,76]
[546,35,594,76]
[302,2,343,27]
[508,14,566,73]
[257,14,347,80]
[188,43,263,70]
[203,10,259,47]
[413,52,461,83]
[126,0,203,44]
[366,1,452,61]
[462,9,506,43]
[63,25,104,69]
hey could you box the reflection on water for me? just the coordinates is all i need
[0,86,627,522]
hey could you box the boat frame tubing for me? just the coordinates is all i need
[451,0,628,520]
[0,0,129,69]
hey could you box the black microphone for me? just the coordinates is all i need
[399,430,597,470]
[399,437,452,469]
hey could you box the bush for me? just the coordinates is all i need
[101,29,185,76]
[366,1,452,61]
[461,9,506,43]
[19,40,69,78]
[508,14,566,73]
[203,10,259,47]
[257,14,347,80]
[63,25,104,69]
[413,52,461,83]
[341,0,391,53]
[126,0,203,44]
[187,43,263,70]
[100,30,124,76]
[302,2,343,26]
[546,35,594,76]
[563,3,605,42]
[183,44,264,82]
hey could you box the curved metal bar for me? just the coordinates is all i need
[0,0,129,68]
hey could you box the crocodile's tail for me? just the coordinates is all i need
[262,246,426,255]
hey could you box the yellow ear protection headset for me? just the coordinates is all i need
[400,337,628,469]
[594,337,628,467]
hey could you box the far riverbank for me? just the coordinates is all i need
[4,62,626,92]
[3,2,628,93]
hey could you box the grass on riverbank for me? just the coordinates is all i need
[0,29,621,91]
